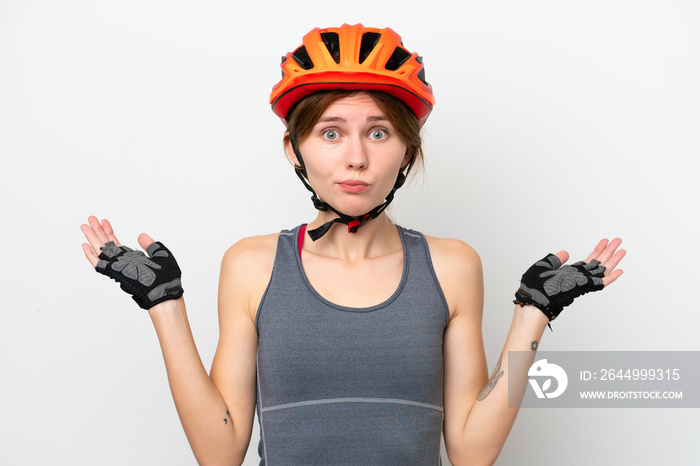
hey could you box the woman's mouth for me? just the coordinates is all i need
[337,180,370,193]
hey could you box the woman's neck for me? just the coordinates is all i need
[304,213,400,262]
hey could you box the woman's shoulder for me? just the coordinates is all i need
[422,234,483,319]
[219,232,281,322]
[422,234,482,273]
[221,232,280,271]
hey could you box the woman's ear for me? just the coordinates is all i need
[284,132,301,167]
[401,148,413,169]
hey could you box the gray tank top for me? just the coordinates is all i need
[256,225,449,465]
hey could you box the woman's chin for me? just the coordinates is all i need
[333,189,395,214]
[329,197,381,217]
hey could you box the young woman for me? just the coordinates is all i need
[81,24,625,465]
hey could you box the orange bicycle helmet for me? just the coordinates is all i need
[270,23,435,126]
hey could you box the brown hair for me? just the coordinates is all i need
[283,90,424,178]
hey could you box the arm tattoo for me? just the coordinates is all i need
[477,353,504,401]
[223,409,231,425]
[531,340,539,351]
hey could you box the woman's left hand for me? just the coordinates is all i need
[515,238,626,321]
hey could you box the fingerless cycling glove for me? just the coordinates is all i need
[96,241,183,309]
[514,254,605,321]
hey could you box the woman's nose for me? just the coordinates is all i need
[345,137,368,169]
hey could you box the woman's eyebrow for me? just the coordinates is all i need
[316,115,388,123]
[367,115,389,122]
[317,116,346,123]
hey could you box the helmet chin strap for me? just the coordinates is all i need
[289,132,407,241]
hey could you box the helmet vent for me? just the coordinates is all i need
[359,32,381,64]
[385,46,412,71]
[292,46,314,70]
[321,32,341,64]
[417,67,428,85]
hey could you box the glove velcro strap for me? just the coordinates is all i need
[135,278,184,309]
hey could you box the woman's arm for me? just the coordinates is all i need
[81,217,267,465]
[430,236,625,465]
[443,300,547,465]
[148,297,254,465]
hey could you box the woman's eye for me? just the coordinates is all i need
[370,129,387,140]
[323,130,339,140]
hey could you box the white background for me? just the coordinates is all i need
[1,1,698,464]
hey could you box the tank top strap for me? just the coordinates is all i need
[396,225,450,327]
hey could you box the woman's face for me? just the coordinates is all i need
[289,93,410,217]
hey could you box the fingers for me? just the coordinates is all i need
[80,216,122,267]
[138,233,156,251]
[602,268,624,287]
[596,238,623,265]
[86,216,121,246]
[583,238,609,263]
[601,247,626,285]
[583,237,626,287]
[80,219,105,259]
[603,245,626,270]
[554,250,569,266]
[584,238,624,265]
[81,242,100,267]
[101,218,120,245]
[80,217,161,270]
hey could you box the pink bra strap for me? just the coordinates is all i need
[298,224,307,257]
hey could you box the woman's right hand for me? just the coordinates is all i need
[81,216,184,309]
